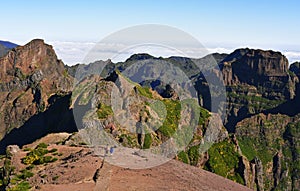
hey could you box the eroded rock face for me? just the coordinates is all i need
[0,39,73,139]
[290,62,300,77]
[221,49,288,84]
[214,49,299,133]
[220,48,295,99]
[235,113,300,190]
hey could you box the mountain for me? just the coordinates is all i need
[217,48,298,132]
[0,39,75,152]
[0,40,18,49]
[68,49,300,190]
[0,44,9,58]
[0,39,300,191]
[0,40,18,58]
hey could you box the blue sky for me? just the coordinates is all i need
[1,0,300,64]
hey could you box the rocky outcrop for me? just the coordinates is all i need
[235,113,300,190]
[221,49,289,85]
[253,157,264,191]
[0,39,73,140]
[221,48,296,100]
[290,62,300,77]
[214,49,299,133]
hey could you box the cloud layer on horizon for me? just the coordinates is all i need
[50,41,300,66]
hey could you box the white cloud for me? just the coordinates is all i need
[207,47,234,54]
[49,41,300,66]
[282,50,300,64]
[50,41,96,65]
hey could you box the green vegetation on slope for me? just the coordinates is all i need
[205,138,244,184]
[0,149,34,191]
[227,92,284,110]
[7,181,31,191]
[284,122,300,187]
[97,103,113,119]
[22,143,58,165]
[156,99,181,137]
[177,151,190,164]
[136,85,153,98]
[143,133,152,149]
[238,136,274,165]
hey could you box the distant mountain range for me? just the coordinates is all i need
[0,40,18,57]
[0,40,18,49]
[0,39,299,191]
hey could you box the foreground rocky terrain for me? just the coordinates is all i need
[0,39,299,190]
[0,134,251,191]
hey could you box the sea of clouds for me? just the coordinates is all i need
[50,41,300,66]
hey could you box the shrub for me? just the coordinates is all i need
[136,85,153,98]
[188,145,200,166]
[206,139,244,184]
[157,99,181,137]
[16,169,34,179]
[48,148,58,153]
[143,134,152,149]
[97,103,113,119]
[177,151,190,164]
[7,181,31,191]
[52,175,59,181]
[36,143,48,149]
[22,144,58,165]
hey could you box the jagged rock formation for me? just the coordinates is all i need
[221,49,289,86]
[290,62,300,77]
[0,39,74,151]
[216,49,299,132]
[235,113,300,190]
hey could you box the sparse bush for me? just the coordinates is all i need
[157,99,180,137]
[22,144,58,165]
[97,103,113,119]
[136,85,153,98]
[16,169,34,179]
[177,151,190,164]
[37,143,48,149]
[143,134,152,149]
[49,148,58,153]
[188,145,199,166]
[52,175,59,181]
[7,181,31,191]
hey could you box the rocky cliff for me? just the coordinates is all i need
[216,49,299,132]
[235,113,300,190]
[0,39,74,148]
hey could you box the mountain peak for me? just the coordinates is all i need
[221,48,289,77]
[125,53,156,62]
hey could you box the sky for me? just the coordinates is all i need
[1,0,300,65]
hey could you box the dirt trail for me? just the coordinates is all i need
[8,144,252,191]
